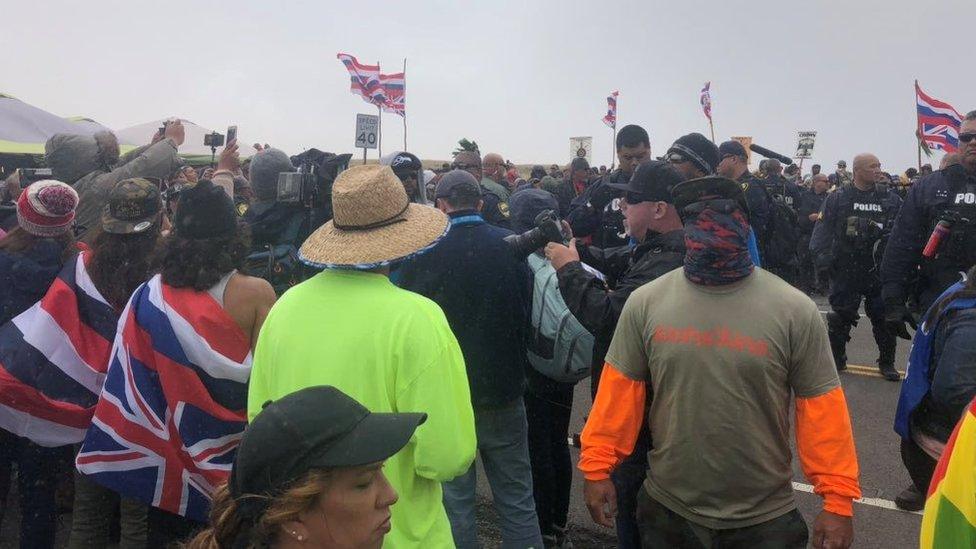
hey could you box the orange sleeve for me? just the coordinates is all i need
[794,386,862,516]
[578,363,646,481]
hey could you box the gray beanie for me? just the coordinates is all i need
[249,148,295,201]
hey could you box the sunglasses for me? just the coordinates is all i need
[452,163,480,170]
[960,133,976,144]
[624,191,652,204]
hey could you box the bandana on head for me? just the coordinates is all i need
[683,206,754,285]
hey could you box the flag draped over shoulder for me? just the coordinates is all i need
[76,274,252,522]
[0,253,116,447]
[921,396,976,548]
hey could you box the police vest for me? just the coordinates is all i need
[930,174,976,267]
[834,185,892,254]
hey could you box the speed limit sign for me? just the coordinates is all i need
[355,114,379,150]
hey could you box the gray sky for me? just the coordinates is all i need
[3,0,971,172]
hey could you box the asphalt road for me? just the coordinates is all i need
[1,297,923,549]
[474,295,924,549]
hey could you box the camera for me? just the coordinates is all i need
[505,209,567,259]
[204,132,225,148]
[18,168,54,188]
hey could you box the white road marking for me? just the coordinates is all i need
[792,482,922,516]
[819,309,863,318]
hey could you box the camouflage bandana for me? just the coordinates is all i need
[683,206,754,286]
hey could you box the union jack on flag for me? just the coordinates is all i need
[76,274,252,522]
[337,52,384,106]
[380,72,406,117]
[700,82,712,122]
[916,81,962,153]
[602,91,619,128]
[0,253,115,447]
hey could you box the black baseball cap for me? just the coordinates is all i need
[718,140,748,160]
[607,160,684,203]
[671,176,748,215]
[101,178,163,234]
[230,386,426,520]
[390,152,422,174]
[434,169,482,199]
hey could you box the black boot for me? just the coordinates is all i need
[872,318,901,381]
[826,312,852,371]
[895,484,925,511]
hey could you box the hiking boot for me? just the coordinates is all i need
[879,363,902,382]
[895,484,925,511]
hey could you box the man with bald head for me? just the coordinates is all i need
[811,153,903,381]
[482,153,513,198]
[452,150,510,228]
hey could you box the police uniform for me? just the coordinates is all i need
[565,170,629,250]
[760,174,804,283]
[480,177,511,229]
[796,188,829,293]
[810,182,902,377]
[882,165,976,313]
[739,171,772,253]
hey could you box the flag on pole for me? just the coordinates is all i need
[380,72,406,117]
[602,91,619,128]
[700,82,713,121]
[337,53,383,106]
[916,81,962,153]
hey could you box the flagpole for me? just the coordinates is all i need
[376,60,383,159]
[402,58,408,152]
[611,94,618,170]
[708,118,715,143]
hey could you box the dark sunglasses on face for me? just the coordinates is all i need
[624,191,652,204]
[959,133,976,144]
[453,164,479,171]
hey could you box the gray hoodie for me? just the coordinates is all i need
[45,134,181,241]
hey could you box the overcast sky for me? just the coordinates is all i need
[3,0,971,172]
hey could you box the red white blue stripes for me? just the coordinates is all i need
[916,81,962,152]
[603,91,619,128]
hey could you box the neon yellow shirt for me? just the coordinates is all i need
[249,270,476,548]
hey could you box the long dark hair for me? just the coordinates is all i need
[924,266,976,328]
[87,226,162,310]
[0,227,76,262]
[157,226,251,291]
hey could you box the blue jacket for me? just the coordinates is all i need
[397,211,532,409]
[0,240,69,325]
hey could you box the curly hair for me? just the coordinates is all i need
[182,470,332,549]
[0,227,76,262]
[158,225,251,291]
[87,227,162,310]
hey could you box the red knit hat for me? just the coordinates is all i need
[17,180,79,237]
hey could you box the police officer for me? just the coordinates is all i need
[566,125,651,249]
[717,140,772,254]
[797,173,831,294]
[811,153,902,380]
[761,159,804,210]
[882,110,976,338]
[452,150,510,228]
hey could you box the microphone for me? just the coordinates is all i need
[749,144,794,166]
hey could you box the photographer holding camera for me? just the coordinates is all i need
[543,159,686,548]
[44,120,185,242]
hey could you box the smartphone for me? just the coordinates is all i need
[226,125,237,144]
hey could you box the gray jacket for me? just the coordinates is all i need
[45,134,181,240]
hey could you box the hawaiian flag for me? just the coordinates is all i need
[337,52,383,106]
[380,72,406,117]
[920,396,976,548]
[76,274,252,522]
[0,253,116,447]
[916,81,962,153]
[700,82,712,122]
[602,91,619,128]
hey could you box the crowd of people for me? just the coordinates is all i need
[0,111,975,549]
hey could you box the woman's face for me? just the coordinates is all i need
[289,463,398,549]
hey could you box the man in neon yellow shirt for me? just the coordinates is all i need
[248,165,476,548]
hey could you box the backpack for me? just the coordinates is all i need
[762,185,800,267]
[243,244,304,296]
[525,253,594,383]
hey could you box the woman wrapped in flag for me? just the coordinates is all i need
[75,175,277,547]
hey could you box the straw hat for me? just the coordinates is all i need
[300,165,449,269]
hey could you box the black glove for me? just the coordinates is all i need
[885,303,918,340]
[588,182,616,211]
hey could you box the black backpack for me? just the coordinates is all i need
[762,185,800,267]
[241,213,309,296]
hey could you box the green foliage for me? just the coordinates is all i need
[452,138,480,158]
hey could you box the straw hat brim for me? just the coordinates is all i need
[299,204,450,269]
